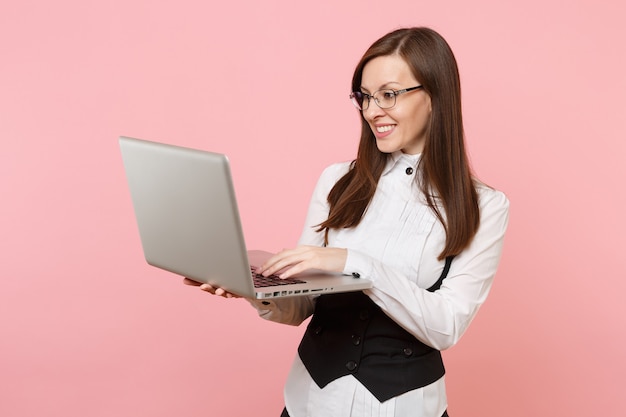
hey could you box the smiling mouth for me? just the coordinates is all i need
[376,125,394,133]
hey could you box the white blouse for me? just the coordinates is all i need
[249,152,510,417]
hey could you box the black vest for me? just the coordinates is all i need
[298,257,453,402]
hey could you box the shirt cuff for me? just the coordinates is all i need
[343,249,374,281]
[247,298,273,310]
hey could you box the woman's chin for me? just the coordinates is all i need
[375,139,399,154]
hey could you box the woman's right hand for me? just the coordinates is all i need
[183,278,241,298]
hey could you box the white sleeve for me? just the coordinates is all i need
[247,163,351,325]
[297,162,351,247]
[343,188,510,350]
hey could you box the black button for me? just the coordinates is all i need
[346,361,357,371]
[359,310,370,321]
[351,335,361,346]
[314,326,323,335]
[403,347,413,356]
[352,272,361,278]
[405,167,414,175]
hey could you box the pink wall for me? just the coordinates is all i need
[1,1,624,416]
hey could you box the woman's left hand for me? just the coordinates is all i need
[183,278,241,298]
[256,246,347,279]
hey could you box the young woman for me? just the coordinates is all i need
[188,27,509,417]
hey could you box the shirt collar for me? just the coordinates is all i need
[382,151,422,176]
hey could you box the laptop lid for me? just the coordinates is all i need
[119,136,372,299]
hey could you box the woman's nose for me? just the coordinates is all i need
[363,101,385,120]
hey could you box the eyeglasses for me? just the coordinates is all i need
[349,86,423,111]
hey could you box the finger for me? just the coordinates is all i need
[257,249,293,274]
[261,248,312,275]
[275,262,311,279]
[225,292,242,298]
[183,278,202,286]
[262,255,305,277]
[199,284,217,294]
[271,247,347,278]
[215,288,242,298]
[272,256,317,279]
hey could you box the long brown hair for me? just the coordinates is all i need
[318,27,480,260]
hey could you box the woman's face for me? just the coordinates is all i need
[360,54,431,155]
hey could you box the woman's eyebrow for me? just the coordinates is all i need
[360,81,402,92]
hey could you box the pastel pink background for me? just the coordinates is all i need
[1,1,624,416]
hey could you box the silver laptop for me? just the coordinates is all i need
[119,136,372,299]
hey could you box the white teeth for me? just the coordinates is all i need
[376,125,394,133]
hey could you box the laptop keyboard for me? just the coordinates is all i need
[251,268,306,288]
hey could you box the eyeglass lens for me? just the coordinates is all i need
[351,90,397,110]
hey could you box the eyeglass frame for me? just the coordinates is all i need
[349,85,423,111]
